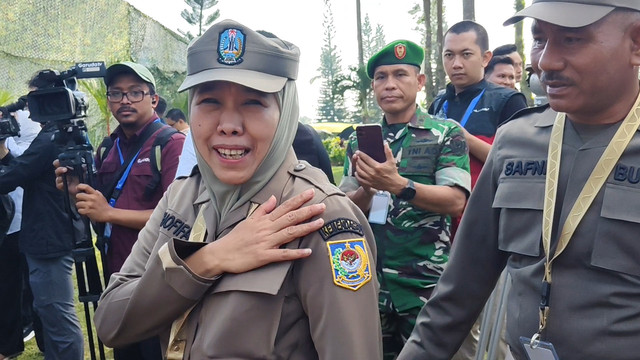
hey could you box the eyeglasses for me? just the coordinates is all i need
[106,90,150,103]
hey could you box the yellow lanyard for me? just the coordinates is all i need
[536,93,640,340]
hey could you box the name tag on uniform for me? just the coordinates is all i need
[368,191,390,225]
[520,337,560,360]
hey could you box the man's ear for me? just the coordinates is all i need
[150,94,159,108]
[417,73,427,91]
[629,21,640,67]
[482,50,493,68]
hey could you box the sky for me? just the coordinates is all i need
[125,0,533,119]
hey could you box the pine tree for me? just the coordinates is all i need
[313,0,348,123]
[179,0,220,40]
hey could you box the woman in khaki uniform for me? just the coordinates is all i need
[93,19,382,359]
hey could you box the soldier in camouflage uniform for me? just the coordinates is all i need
[339,40,471,359]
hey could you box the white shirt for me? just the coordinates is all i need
[175,129,197,178]
[5,110,41,234]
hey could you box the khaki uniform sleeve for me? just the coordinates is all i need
[95,183,216,348]
[294,192,382,359]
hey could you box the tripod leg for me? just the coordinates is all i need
[74,248,106,360]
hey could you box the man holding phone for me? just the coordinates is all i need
[339,40,471,360]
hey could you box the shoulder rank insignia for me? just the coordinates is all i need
[319,218,364,241]
[326,239,372,291]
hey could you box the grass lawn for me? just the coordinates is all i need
[332,166,343,185]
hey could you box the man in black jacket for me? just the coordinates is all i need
[0,98,84,359]
[430,21,527,188]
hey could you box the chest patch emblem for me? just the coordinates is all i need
[326,239,372,291]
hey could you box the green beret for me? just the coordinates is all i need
[366,40,424,79]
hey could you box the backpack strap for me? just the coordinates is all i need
[97,136,114,165]
[143,126,179,200]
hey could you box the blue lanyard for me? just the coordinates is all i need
[105,146,141,240]
[108,148,141,207]
[109,119,161,206]
[116,138,124,165]
[442,89,486,127]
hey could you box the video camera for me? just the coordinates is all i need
[28,62,106,124]
[28,62,106,177]
[0,96,26,140]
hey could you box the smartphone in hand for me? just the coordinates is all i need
[356,124,385,163]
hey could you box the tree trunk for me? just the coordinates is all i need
[356,0,368,121]
[435,0,446,92]
[462,0,475,20]
[423,0,434,103]
[356,0,364,68]
[514,0,532,104]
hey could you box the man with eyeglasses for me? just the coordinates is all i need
[57,61,184,360]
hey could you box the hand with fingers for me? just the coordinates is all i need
[187,188,326,278]
[53,159,82,196]
[73,184,111,223]
[354,143,405,195]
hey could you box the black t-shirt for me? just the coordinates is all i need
[429,80,528,137]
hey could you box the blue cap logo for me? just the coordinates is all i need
[218,28,246,65]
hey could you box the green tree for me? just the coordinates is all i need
[0,90,18,107]
[179,0,220,40]
[350,14,386,124]
[334,65,372,123]
[147,65,188,115]
[312,0,348,123]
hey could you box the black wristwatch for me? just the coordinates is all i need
[397,179,416,201]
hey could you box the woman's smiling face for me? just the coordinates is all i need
[190,81,280,185]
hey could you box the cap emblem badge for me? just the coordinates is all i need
[394,44,407,60]
[218,28,246,65]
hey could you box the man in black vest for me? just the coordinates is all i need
[430,20,527,188]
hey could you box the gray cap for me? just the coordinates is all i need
[504,0,640,27]
[178,19,300,93]
[104,61,156,88]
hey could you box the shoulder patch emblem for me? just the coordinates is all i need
[319,218,364,241]
[326,239,372,291]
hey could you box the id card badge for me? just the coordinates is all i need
[368,191,390,225]
[520,336,560,360]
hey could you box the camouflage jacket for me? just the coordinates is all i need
[340,106,471,311]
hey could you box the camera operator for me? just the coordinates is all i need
[0,73,84,360]
[0,81,44,359]
[56,62,185,360]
